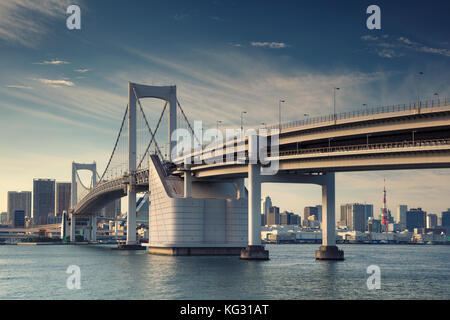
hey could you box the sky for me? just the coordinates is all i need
[0,0,449,217]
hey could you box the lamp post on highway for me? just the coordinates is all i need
[216,120,222,142]
[416,72,424,108]
[240,111,247,133]
[333,87,340,124]
[434,92,440,105]
[279,99,285,131]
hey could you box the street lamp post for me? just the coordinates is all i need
[416,72,424,108]
[240,111,247,133]
[434,92,440,105]
[333,87,340,124]
[216,120,222,142]
[279,100,285,131]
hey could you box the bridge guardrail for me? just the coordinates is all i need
[277,138,450,157]
[266,98,449,131]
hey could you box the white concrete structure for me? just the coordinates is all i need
[145,155,247,255]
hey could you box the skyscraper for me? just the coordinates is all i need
[441,209,450,233]
[102,199,121,219]
[7,191,31,225]
[364,204,373,222]
[33,179,55,225]
[304,206,319,221]
[262,196,272,215]
[426,214,438,229]
[267,206,280,225]
[406,208,426,231]
[340,203,366,232]
[56,182,71,216]
[397,205,408,229]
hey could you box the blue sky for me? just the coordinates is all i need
[0,0,449,216]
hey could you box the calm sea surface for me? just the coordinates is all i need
[0,244,449,300]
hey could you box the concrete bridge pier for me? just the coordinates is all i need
[91,215,97,242]
[315,172,344,260]
[240,136,269,260]
[70,214,76,242]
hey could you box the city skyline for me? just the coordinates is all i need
[1,0,450,214]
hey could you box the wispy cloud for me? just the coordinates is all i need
[251,41,290,49]
[0,0,73,47]
[6,85,33,89]
[361,34,450,59]
[33,59,70,65]
[173,13,189,21]
[74,68,91,73]
[34,78,75,87]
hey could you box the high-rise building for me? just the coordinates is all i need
[262,196,272,216]
[406,208,426,231]
[340,203,366,232]
[13,210,25,228]
[396,205,408,229]
[0,212,7,224]
[267,206,280,225]
[102,199,121,219]
[441,209,450,233]
[304,206,319,221]
[55,182,71,216]
[426,214,438,229]
[7,191,31,225]
[33,179,55,225]
[315,205,322,222]
[364,204,373,222]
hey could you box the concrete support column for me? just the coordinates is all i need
[70,214,76,242]
[61,211,67,240]
[240,135,269,260]
[91,215,97,242]
[126,82,137,247]
[126,190,137,245]
[316,172,344,260]
[248,163,261,246]
[184,164,191,198]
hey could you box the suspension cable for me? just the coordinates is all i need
[98,106,128,184]
[137,101,168,169]
[132,87,164,161]
[75,169,92,191]
[177,99,201,146]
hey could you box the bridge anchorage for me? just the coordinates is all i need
[69,82,450,260]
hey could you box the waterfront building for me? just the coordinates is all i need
[33,179,55,225]
[367,217,381,233]
[406,208,426,231]
[7,191,32,225]
[55,182,71,216]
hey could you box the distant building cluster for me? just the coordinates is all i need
[1,179,121,228]
[259,195,450,244]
